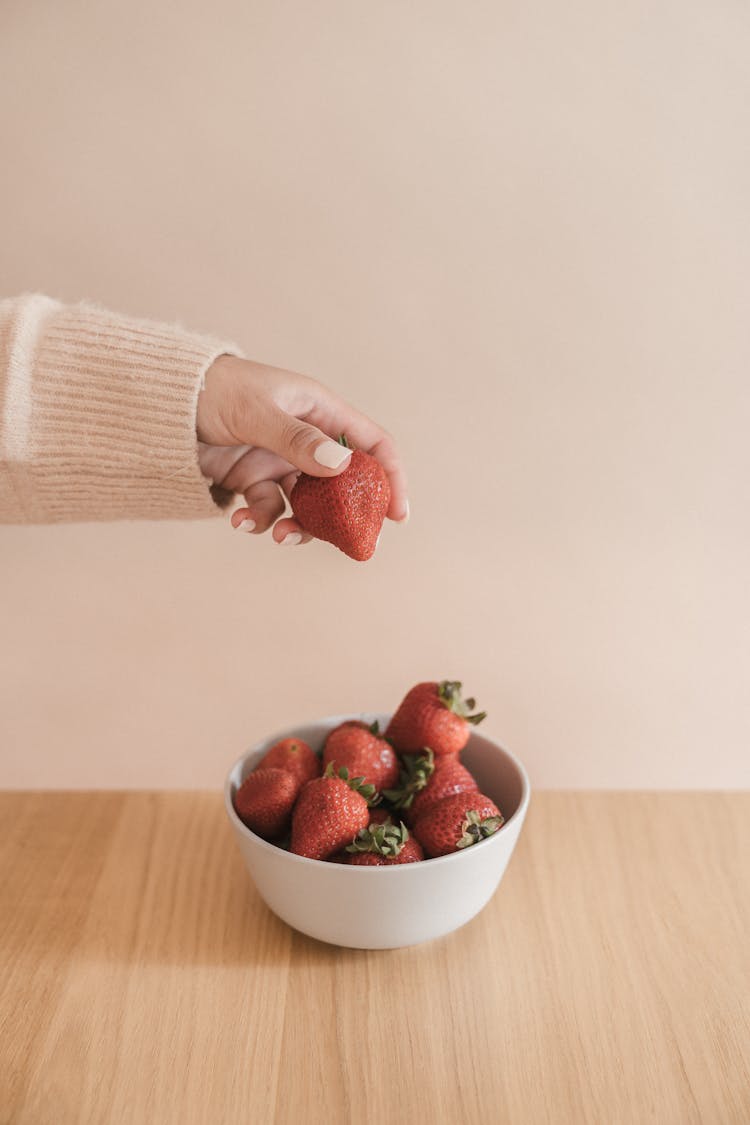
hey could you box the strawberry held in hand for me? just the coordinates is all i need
[323,720,399,792]
[290,763,378,861]
[290,436,390,561]
[386,680,487,757]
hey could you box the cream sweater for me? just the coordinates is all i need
[0,296,240,523]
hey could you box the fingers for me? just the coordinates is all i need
[272,471,312,543]
[217,446,295,495]
[202,356,408,519]
[279,470,301,502]
[305,396,409,522]
[230,470,312,544]
[271,517,313,546]
[366,432,409,523]
[231,505,312,544]
[224,448,299,537]
[207,358,409,530]
[247,400,354,480]
[232,480,285,535]
[269,470,312,543]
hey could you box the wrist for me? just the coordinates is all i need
[197,353,243,445]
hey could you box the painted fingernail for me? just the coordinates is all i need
[236,518,256,533]
[280,532,303,546]
[314,440,352,469]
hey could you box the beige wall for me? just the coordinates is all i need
[1,0,748,788]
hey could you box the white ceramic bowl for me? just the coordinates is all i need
[225,714,531,949]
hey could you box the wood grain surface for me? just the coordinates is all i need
[1,792,748,1124]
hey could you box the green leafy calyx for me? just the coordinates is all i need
[383,749,435,809]
[324,761,379,805]
[437,681,487,726]
[455,809,504,849]
[346,819,409,857]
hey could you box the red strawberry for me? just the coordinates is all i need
[290,764,377,860]
[234,768,299,840]
[345,819,424,865]
[408,753,480,825]
[308,805,398,864]
[257,737,321,788]
[346,846,424,866]
[413,792,504,858]
[367,806,394,826]
[327,852,349,864]
[326,805,392,862]
[385,680,487,757]
[323,720,399,791]
[382,747,435,812]
[290,437,390,562]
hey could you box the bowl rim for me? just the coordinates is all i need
[224,713,531,873]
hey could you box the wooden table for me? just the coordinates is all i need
[1,792,748,1124]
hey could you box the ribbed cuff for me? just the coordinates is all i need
[11,300,242,523]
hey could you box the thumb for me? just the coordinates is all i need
[252,404,353,477]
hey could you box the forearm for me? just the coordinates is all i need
[0,295,240,524]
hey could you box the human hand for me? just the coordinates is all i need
[196,355,408,544]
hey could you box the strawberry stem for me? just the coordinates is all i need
[346,819,409,857]
[324,761,379,805]
[456,809,504,849]
[383,749,435,809]
[437,680,487,725]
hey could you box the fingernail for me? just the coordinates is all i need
[280,532,303,546]
[236,518,256,533]
[398,500,410,524]
[314,440,352,469]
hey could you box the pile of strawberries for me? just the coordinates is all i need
[233,680,504,863]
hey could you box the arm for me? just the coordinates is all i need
[0,294,237,523]
[0,296,408,533]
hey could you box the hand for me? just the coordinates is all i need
[196,355,409,544]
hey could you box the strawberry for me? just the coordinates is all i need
[323,720,400,791]
[367,806,394,826]
[309,793,392,864]
[327,805,393,861]
[290,436,390,562]
[382,748,436,812]
[330,814,395,864]
[385,680,487,757]
[345,819,424,865]
[290,763,378,860]
[327,852,349,864]
[257,737,321,788]
[234,768,300,840]
[413,792,504,858]
[408,752,480,825]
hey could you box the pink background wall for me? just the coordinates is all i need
[1,1,748,788]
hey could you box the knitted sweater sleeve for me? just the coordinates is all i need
[0,295,241,523]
